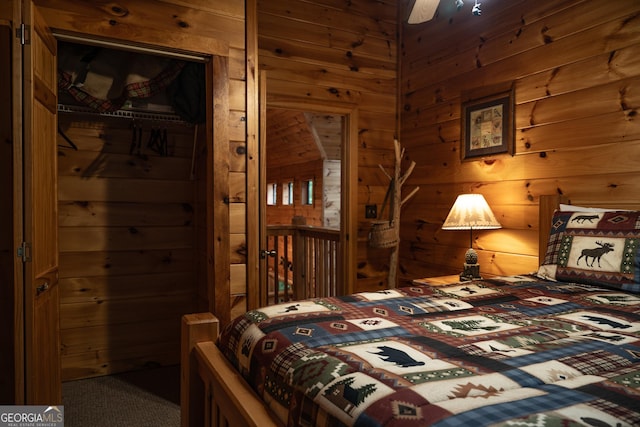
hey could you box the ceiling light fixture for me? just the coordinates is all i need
[408,0,484,24]
[472,0,482,16]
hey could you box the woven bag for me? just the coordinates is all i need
[369,220,398,248]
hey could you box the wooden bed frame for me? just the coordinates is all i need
[180,312,281,427]
[180,194,569,427]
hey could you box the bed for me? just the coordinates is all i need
[181,195,640,427]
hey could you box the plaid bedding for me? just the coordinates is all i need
[217,275,640,426]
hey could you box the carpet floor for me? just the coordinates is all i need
[62,365,180,427]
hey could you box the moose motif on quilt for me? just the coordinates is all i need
[576,240,615,267]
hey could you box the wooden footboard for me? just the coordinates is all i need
[181,313,281,427]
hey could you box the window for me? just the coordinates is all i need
[282,181,293,205]
[301,179,314,205]
[266,183,277,205]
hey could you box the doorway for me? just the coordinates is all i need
[257,98,358,305]
[56,39,207,381]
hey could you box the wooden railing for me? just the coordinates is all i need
[263,225,343,305]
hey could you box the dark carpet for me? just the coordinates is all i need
[62,365,180,427]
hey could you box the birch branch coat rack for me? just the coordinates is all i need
[369,139,419,287]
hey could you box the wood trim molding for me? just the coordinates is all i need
[246,0,260,311]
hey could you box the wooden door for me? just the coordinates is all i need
[19,0,61,404]
[1,12,17,404]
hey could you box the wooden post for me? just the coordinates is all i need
[382,140,419,287]
[181,313,219,427]
[294,229,306,300]
[387,140,402,287]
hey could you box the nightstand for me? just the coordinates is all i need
[412,275,463,287]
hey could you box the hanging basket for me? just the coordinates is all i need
[369,220,398,248]
[368,177,398,248]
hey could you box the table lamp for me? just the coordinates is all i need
[442,194,501,281]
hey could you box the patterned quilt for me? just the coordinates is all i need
[217,275,640,426]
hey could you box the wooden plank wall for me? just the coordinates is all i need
[267,159,325,226]
[398,0,640,283]
[258,0,399,292]
[35,0,247,379]
[57,115,199,379]
[265,108,324,226]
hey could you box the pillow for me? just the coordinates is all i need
[538,210,640,293]
[559,204,629,212]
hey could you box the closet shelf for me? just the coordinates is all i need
[57,104,188,124]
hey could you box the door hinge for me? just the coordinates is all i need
[17,242,31,262]
[16,24,30,45]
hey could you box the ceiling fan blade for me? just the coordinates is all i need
[408,0,440,24]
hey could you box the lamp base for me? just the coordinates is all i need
[459,263,481,281]
[459,247,482,281]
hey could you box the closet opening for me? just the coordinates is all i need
[56,39,209,387]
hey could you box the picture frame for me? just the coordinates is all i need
[461,89,514,161]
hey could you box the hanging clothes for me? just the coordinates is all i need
[57,42,186,112]
[166,62,207,124]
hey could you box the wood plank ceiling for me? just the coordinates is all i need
[266,108,341,169]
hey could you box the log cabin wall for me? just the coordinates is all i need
[34,0,247,380]
[56,113,199,380]
[266,108,326,226]
[398,0,640,283]
[258,0,399,292]
[267,159,325,226]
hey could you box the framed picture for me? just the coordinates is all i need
[461,89,514,161]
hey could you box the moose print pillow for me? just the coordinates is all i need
[538,210,640,293]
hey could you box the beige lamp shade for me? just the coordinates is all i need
[442,194,500,281]
[442,194,501,230]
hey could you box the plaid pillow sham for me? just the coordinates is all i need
[538,210,640,293]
